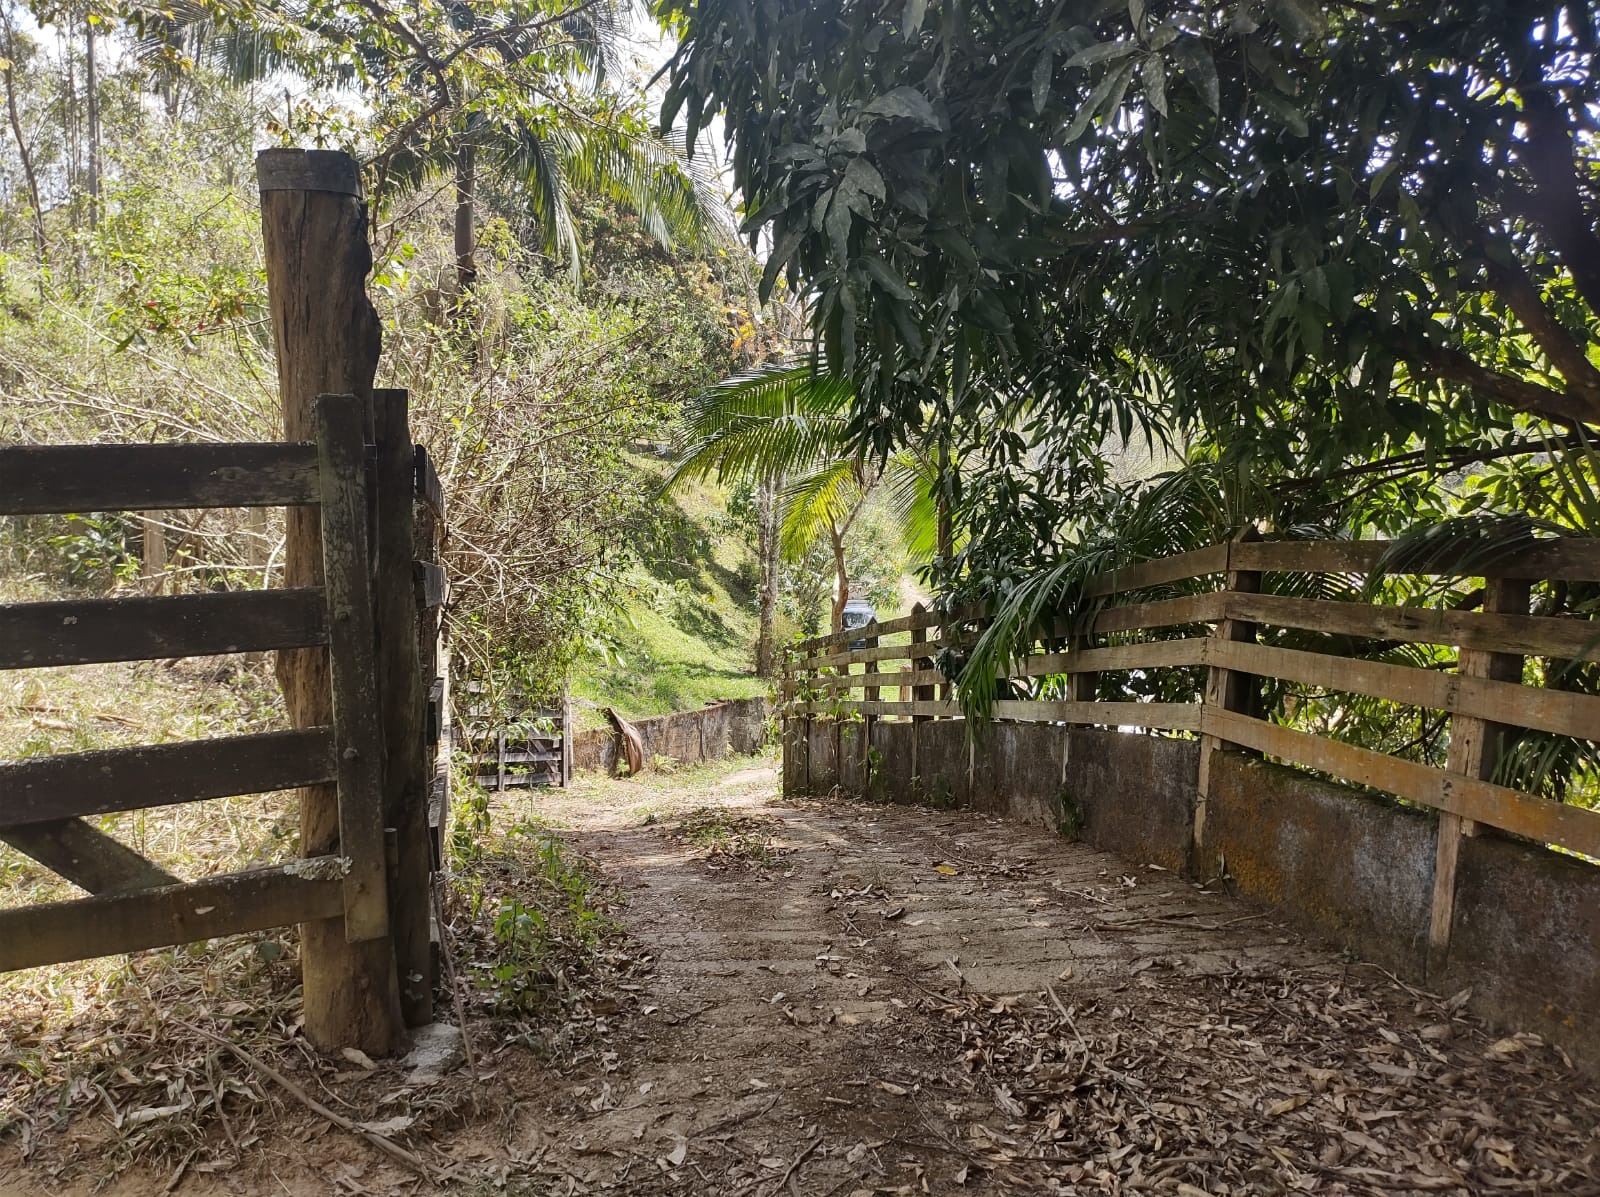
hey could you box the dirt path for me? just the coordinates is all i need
[5,757,1598,1195]
[503,761,1600,1196]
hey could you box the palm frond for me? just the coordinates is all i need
[666,363,856,489]
[495,122,583,281]
[882,450,940,563]
[779,460,865,557]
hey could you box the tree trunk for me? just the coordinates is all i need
[755,474,781,676]
[936,440,953,562]
[84,14,99,231]
[453,136,476,299]
[1,6,46,262]
[256,148,403,1056]
[828,522,849,634]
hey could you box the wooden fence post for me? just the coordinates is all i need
[1194,534,1263,862]
[258,148,401,1055]
[910,603,933,788]
[374,388,433,1028]
[562,680,574,785]
[315,395,391,949]
[141,515,166,593]
[1428,577,1530,974]
[413,444,448,868]
[864,625,881,787]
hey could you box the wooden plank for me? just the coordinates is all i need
[1081,544,1230,598]
[793,608,943,652]
[413,444,444,516]
[992,700,1202,731]
[469,749,562,765]
[1,820,179,894]
[797,639,953,670]
[0,863,344,973]
[0,728,336,828]
[1230,540,1388,576]
[1226,592,1599,660]
[1201,709,1600,859]
[1012,638,1210,678]
[0,442,320,515]
[315,394,390,945]
[1091,593,1228,635]
[2,589,328,670]
[374,388,434,1027]
[815,667,944,693]
[1205,639,1600,741]
[1233,537,1600,582]
[811,638,1209,691]
[797,699,959,718]
[413,562,445,609]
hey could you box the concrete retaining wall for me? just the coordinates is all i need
[789,714,1600,1070]
[574,698,769,775]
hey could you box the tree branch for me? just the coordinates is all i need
[1513,90,1600,315]
[1404,341,1600,427]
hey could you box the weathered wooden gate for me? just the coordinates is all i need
[461,683,573,791]
[0,391,445,1038]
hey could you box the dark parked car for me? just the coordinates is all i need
[841,598,877,649]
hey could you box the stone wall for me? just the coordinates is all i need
[573,698,769,775]
[789,714,1600,1070]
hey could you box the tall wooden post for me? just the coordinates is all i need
[257,148,403,1055]
[1428,577,1529,974]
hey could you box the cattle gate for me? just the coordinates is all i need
[0,389,447,1044]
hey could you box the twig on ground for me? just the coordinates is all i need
[176,1021,436,1181]
[762,1136,822,1197]
[434,877,481,1083]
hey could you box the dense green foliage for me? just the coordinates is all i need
[656,0,1599,530]
[656,0,1600,796]
[0,11,750,697]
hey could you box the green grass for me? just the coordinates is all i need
[569,464,775,729]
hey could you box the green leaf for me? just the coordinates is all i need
[1142,54,1167,117]
[1256,90,1308,138]
[1065,41,1138,71]
[1031,51,1055,114]
[1268,0,1327,40]
[1128,0,1145,27]
[862,253,915,300]
[1063,61,1134,142]
[863,86,941,129]
[843,156,886,202]
[902,0,928,39]
[1172,40,1220,114]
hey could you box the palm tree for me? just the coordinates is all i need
[668,362,941,640]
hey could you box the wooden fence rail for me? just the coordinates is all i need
[782,536,1600,961]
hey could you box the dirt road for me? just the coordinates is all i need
[5,757,1597,1195]
[504,762,1599,1196]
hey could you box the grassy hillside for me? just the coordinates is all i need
[569,459,774,729]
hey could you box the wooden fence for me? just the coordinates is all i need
[460,683,573,790]
[782,537,1600,962]
[0,392,446,1017]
